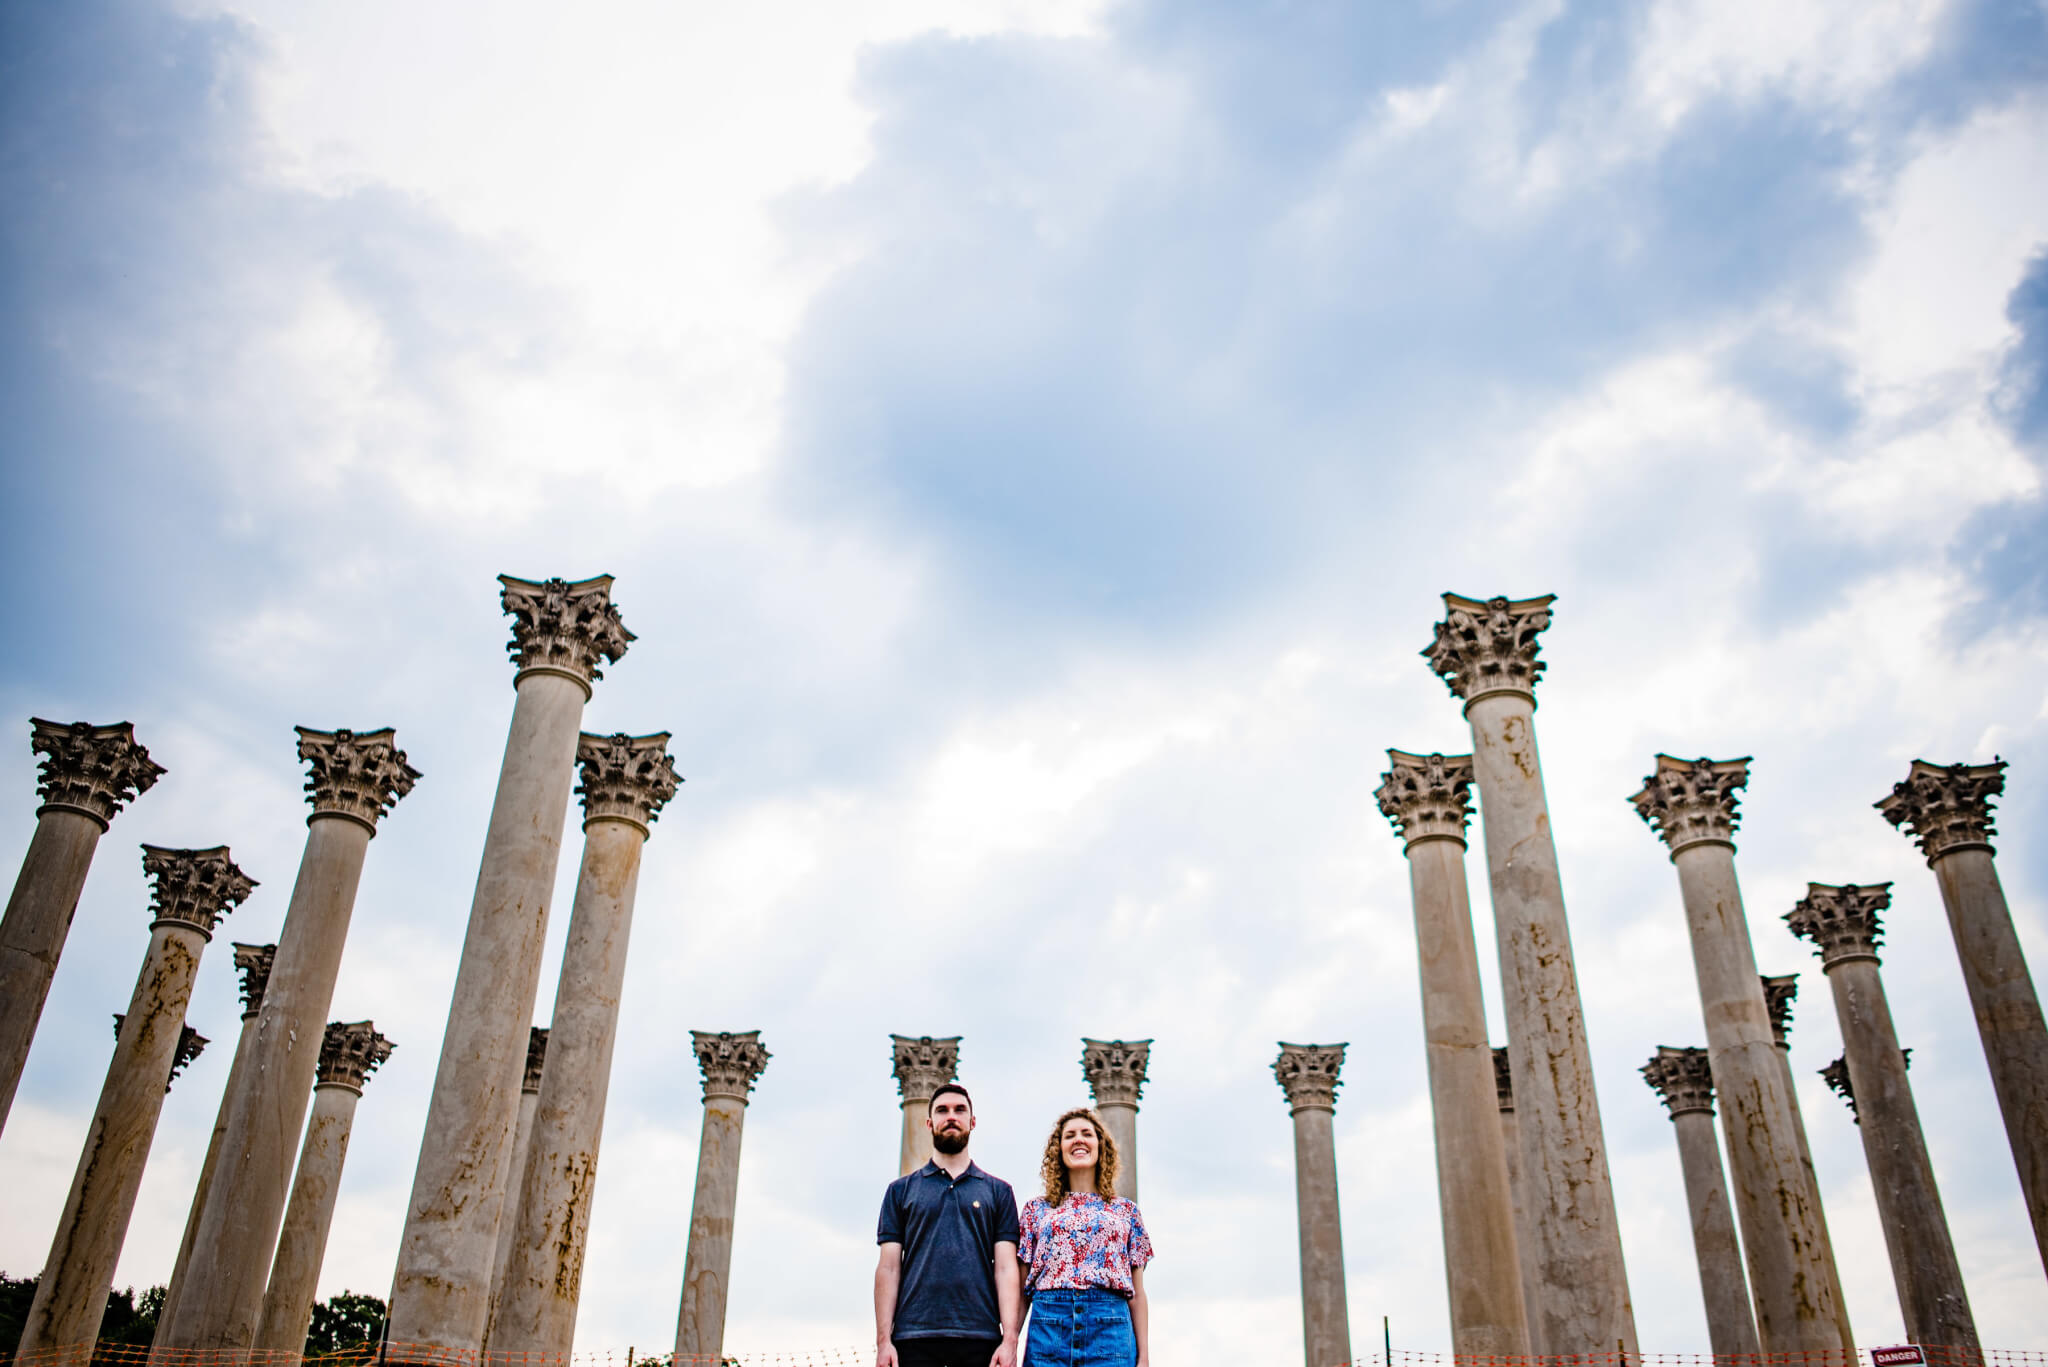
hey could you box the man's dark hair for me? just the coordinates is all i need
[928,1082,972,1114]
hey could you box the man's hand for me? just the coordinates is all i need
[989,1337,1017,1367]
[876,1343,899,1367]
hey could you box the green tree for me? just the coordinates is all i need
[304,1290,386,1358]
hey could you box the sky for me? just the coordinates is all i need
[2,0,2047,1361]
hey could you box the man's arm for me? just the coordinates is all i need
[874,1242,903,1367]
[990,1241,1021,1367]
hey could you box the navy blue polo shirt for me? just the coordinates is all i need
[877,1160,1021,1341]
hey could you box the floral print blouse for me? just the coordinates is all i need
[1018,1192,1154,1296]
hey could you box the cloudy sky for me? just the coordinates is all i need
[3,0,2047,1360]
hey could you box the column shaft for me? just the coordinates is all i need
[1290,1106,1350,1367]
[1494,1101,1545,1356]
[675,1096,747,1364]
[1097,1103,1138,1202]
[1465,692,1635,1354]
[485,1083,542,1342]
[19,922,207,1359]
[0,811,105,1132]
[1670,1110,1760,1359]
[255,1082,363,1353]
[1827,958,1977,1346]
[1405,837,1530,1357]
[159,1006,260,1337]
[1772,1045,1848,1325]
[898,1100,928,1176]
[390,672,587,1353]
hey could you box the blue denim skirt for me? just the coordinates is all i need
[1023,1288,1136,1367]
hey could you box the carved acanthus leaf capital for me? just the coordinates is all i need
[141,845,256,939]
[295,727,419,834]
[1760,973,1798,1049]
[30,719,165,829]
[1081,1038,1151,1108]
[233,942,277,1018]
[693,1030,772,1103]
[113,1015,209,1092]
[317,1020,394,1093]
[1491,1046,1514,1111]
[1878,759,2006,862]
[891,1035,960,1103]
[523,1027,550,1093]
[1630,754,1751,855]
[576,732,680,831]
[1821,1048,1913,1124]
[1421,594,1555,705]
[1787,883,1889,967]
[1642,1046,1715,1118]
[500,574,634,690]
[1274,1042,1346,1113]
[1376,750,1475,847]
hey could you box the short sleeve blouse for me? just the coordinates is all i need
[1018,1193,1153,1296]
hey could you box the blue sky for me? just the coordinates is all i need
[3,0,2047,1360]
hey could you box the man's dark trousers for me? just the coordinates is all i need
[893,1338,999,1367]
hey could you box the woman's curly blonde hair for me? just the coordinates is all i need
[1040,1106,1120,1203]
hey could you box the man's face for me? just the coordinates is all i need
[928,1093,974,1154]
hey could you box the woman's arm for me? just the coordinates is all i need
[1130,1263,1148,1367]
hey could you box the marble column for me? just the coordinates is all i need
[1759,972,1851,1327]
[0,719,163,1133]
[1422,593,1636,1356]
[255,1022,396,1355]
[1275,1044,1351,1367]
[1642,1047,1761,1361]
[1080,1039,1150,1202]
[1879,759,2048,1273]
[1788,883,1977,1348]
[892,1035,960,1176]
[674,1031,772,1367]
[486,1028,548,1340]
[387,576,631,1358]
[159,943,276,1339]
[1492,1049,1545,1356]
[109,1015,210,1087]
[19,845,252,1362]
[494,733,680,1359]
[156,728,418,1355]
[1376,750,1530,1358]
[1631,756,1852,1356]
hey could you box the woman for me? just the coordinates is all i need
[1017,1106,1152,1367]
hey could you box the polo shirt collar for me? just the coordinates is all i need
[920,1158,983,1181]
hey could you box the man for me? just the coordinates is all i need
[875,1082,1022,1367]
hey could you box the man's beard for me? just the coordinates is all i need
[931,1128,969,1155]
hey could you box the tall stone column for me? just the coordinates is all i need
[494,733,680,1359]
[1879,759,2048,1272]
[1376,751,1530,1358]
[159,943,276,1339]
[19,846,252,1362]
[892,1035,959,1175]
[1422,593,1636,1356]
[255,1022,395,1355]
[1759,973,1851,1326]
[1080,1039,1150,1202]
[387,577,630,1357]
[1274,1044,1351,1367]
[486,1028,548,1339]
[1631,756,1852,1355]
[674,1031,772,1367]
[1788,883,1977,1348]
[1642,1047,1761,1360]
[1491,1049,1545,1356]
[0,719,163,1133]
[156,728,418,1355]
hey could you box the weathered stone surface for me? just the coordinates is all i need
[1879,759,2004,861]
[1276,1044,1350,1367]
[1081,1038,1148,1201]
[1421,594,1552,705]
[892,1034,960,1176]
[1490,1049,1543,1353]
[1629,755,1751,854]
[575,731,679,830]
[29,719,165,828]
[500,575,634,691]
[485,1029,548,1343]
[1761,973,1798,1049]
[294,727,419,834]
[1642,1048,1760,1360]
[109,1014,209,1092]
[675,1031,770,1365]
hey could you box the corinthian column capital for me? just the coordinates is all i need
[1629,754,1752,855]
[891,1035,960,1103]
[316,1021,394,1094]
[294,727,420,834]
[1878,758,2006,862]
[1081,1038,1151,1107]
[523,1027,550,1094]
[575,732,680,833]
[30,719,165,829]
[1421,593,1556,707]
[141,845,257,940]
[1641,1046,1715,1118]
[499,574,634,693]
[1786,883,1890,968]
[1375,750,1475,848]
[1274,1042,1346,1114]
[693,1030,771,1104]
[1761,973,1798,1049]
[1491,1046,1514,1112]
[113,1015,210,1092]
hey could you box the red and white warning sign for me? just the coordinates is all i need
[1871,1347,1926,1366]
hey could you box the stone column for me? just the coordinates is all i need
[674,1031,772,1367]
[1080,1039,1150,1202]
[1491,1049,1544,1356]
[19,846,252,1362]
[156,728,418,1355]
[494,733,680,1359]
[0,719,163,1133]
[1879,759,2048,1273]
[892,1035,959,1176]
[1631,756,1852,1356]
[387,576,631,1358]
[1275,1044,1351,1367]
[1788,883,1978,1348]
[158,943,276,1339]
[255,1022,395,1355]
[1376,751,1530,1358]
[486,1028,548,1339]
[1422,593,1636,1356]
[1642,1047,1761,1361]
[1759,973,1851,1327]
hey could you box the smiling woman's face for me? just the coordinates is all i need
[1060,1117,1099,1172]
